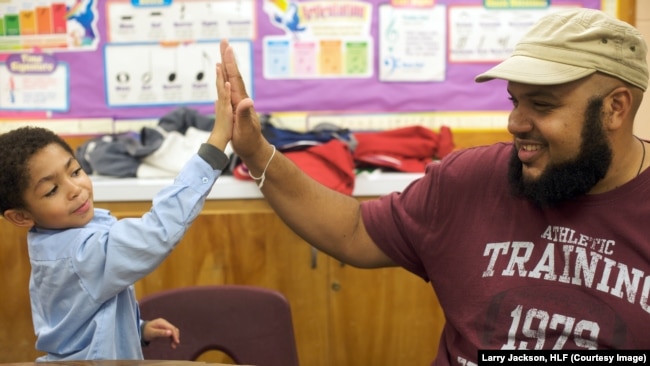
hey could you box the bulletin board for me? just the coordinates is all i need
[0,0,603,120]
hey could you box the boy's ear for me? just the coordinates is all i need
[3,209,35,228]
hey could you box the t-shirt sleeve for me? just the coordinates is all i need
[361,144,512,282]
[361,161,445,281]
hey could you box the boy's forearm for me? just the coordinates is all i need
[206,132,229,152]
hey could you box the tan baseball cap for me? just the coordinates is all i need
[475,8,649,91]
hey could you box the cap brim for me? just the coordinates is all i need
[475,55,596,85]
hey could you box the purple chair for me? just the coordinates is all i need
[138,285,300,366]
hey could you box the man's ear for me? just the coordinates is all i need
[2,209,35,228]
[606,86,633,129]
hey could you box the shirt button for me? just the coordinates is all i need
[202,177,209,183]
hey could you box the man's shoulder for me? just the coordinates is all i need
[436,142,512,171]
[454,141,512,159]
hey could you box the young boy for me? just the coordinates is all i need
[0,63,233,360]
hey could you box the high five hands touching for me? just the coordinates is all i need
[218,39,274,168]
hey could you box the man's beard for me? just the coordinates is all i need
[507,98,613,207]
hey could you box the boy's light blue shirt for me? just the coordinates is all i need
[27,154,222,360]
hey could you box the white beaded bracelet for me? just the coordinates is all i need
[248,145,276,189]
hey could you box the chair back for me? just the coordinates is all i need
[139,285,300,366]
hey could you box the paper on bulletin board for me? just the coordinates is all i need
[0,54,69,112]
[105,0,255,43]
[378,4,446,82]
[448,5,577,63]
[104,40,253,108]
[262,0,374,79]
[103,0,254,108]
[0,0,99,52]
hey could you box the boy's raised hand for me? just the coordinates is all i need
[206,62,233,151]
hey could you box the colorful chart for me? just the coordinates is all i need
[0,0,98,51]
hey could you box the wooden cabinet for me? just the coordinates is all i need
[0,221,37,361]
[0,199,444,365]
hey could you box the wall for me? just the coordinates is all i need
[0,0,618,135]
[634,0,650,139]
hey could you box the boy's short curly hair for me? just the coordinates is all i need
[0,127,74,216]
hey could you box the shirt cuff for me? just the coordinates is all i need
[198,143,229,170]
[140,320,150,347]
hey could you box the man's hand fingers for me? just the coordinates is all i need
[219,39,249,104]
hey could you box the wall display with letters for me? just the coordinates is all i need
[253,0,600,114]
[0,0,254,119]
[0,0,602,120]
